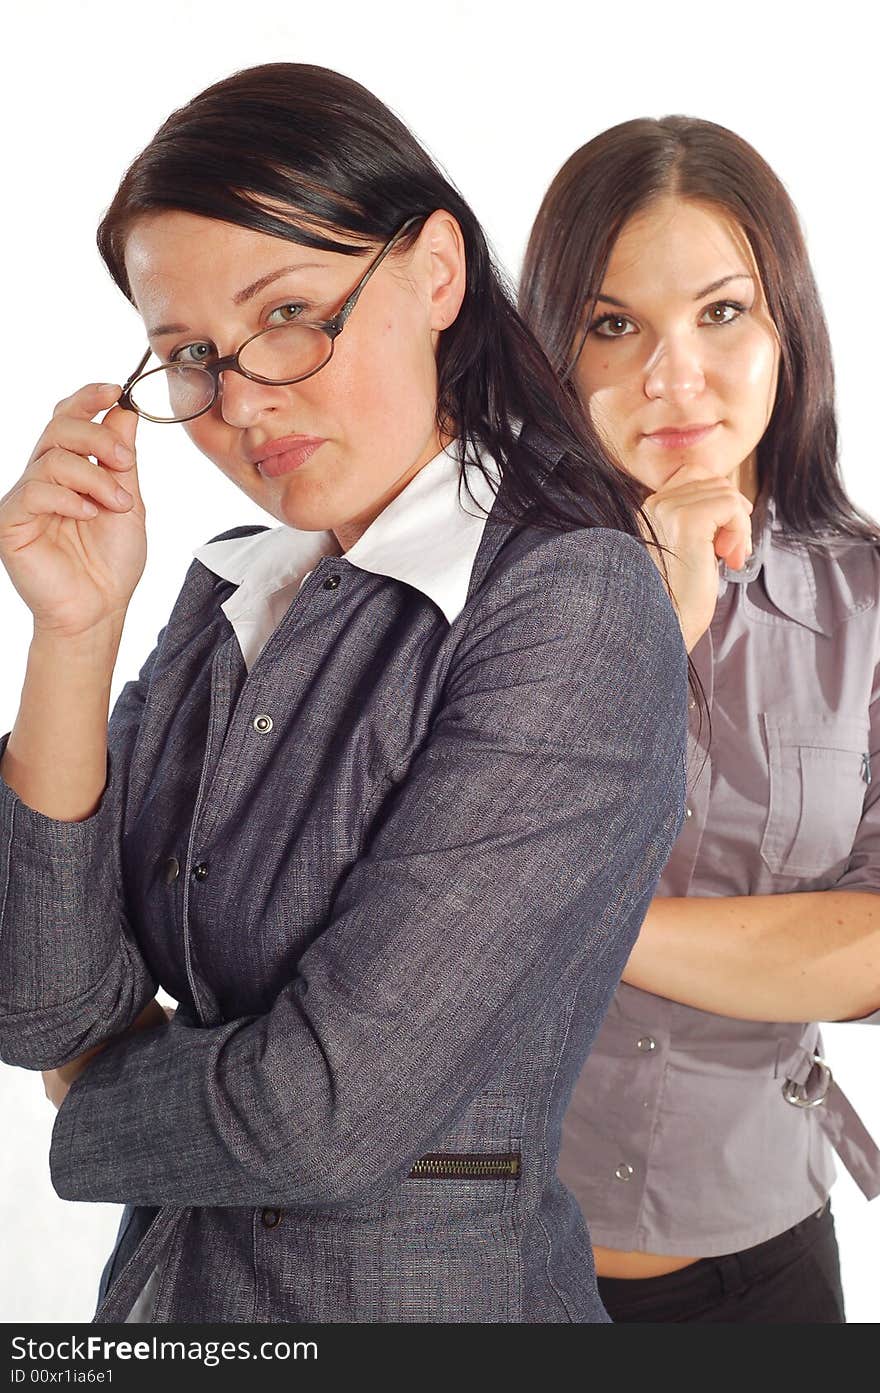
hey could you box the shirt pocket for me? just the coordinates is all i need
[760,714,869,878]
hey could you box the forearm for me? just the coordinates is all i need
[42,998,171,1108]
[0,623,123,820]
[622,891,880,1022]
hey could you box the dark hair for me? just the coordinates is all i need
[519,115,878,543]
[97,62,649,541]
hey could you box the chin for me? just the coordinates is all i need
[267,483,347,535]
[635,443,738,487]
[272,501,334,532]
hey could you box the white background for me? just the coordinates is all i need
[1,0,877,1323]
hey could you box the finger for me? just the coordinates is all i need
[100,401,140,453]
[716,536,746,570]
[648,494,754,549]
[649,490,753,533]
[49,382,122,425]
[98,403,142,504]
[662,460,730,488]
[13,461,133,520]
[648,478,753,511]
[3,478,102,528]
[30,417,137,475]
[649,498,752,566]
[714,516,752,569]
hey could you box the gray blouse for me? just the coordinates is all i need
[559,498,880,1256]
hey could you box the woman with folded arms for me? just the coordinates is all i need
[0,67,687,1323]
[520,116,880,1323]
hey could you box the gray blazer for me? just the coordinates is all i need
[0,433,687,1323]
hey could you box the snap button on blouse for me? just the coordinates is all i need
[614,1163,634,1182]
[261,1207,283,1228]
[192,862,210,882]
[252,714,274,734]
[322,574,341,591]
[162,856,180,885]
[636,1036,657,1053]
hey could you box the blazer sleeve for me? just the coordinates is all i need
[0,640,163,1068]
[49,528,689,1207]
[0,530,263,1068]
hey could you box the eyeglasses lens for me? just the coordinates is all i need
[128,364,215,422]
[128,324,333,422]
[238,324,331,382]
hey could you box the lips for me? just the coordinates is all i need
[643,423,719,450]
[251,435,327,478]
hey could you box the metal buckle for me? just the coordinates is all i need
[782,1053,833,1109]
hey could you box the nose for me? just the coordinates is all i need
[216,368,290,428]
[643,332,706,404]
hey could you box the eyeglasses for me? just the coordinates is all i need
[117,215,421,423]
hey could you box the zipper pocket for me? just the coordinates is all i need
[408,1152,521,1180]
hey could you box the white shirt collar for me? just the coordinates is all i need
[194,441,500,667]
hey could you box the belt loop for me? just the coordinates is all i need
[716,1251,748,1299]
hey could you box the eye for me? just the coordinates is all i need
[266,303,307,326]
[700,300,748,326]
[591,313,637,339]
[171,341,216,365]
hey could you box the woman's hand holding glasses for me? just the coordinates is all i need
[0,383,146,642]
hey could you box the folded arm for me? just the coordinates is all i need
[623,649,880,1024]
[623,890,880,1022]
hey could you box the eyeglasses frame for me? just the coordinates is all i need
[117,214,422,424]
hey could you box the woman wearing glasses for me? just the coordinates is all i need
[0,67,686,1323]
[520,117,880,1323]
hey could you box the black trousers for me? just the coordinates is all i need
[597,1201,845,1323]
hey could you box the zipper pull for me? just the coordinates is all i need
[862,752,872,786]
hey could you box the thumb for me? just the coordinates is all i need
[100,402,143,504]
[714,522,749,569]
[101,400,140,452]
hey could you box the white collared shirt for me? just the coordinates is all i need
[193,442,501,669]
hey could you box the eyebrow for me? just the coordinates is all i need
[232,262,324,305]
[595,273,754,312]
[147,262,326,338]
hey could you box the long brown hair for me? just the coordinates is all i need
[520,115,878,542]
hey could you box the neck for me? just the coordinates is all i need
[332,426,452,553]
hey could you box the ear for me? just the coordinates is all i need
[416,209,467,335]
